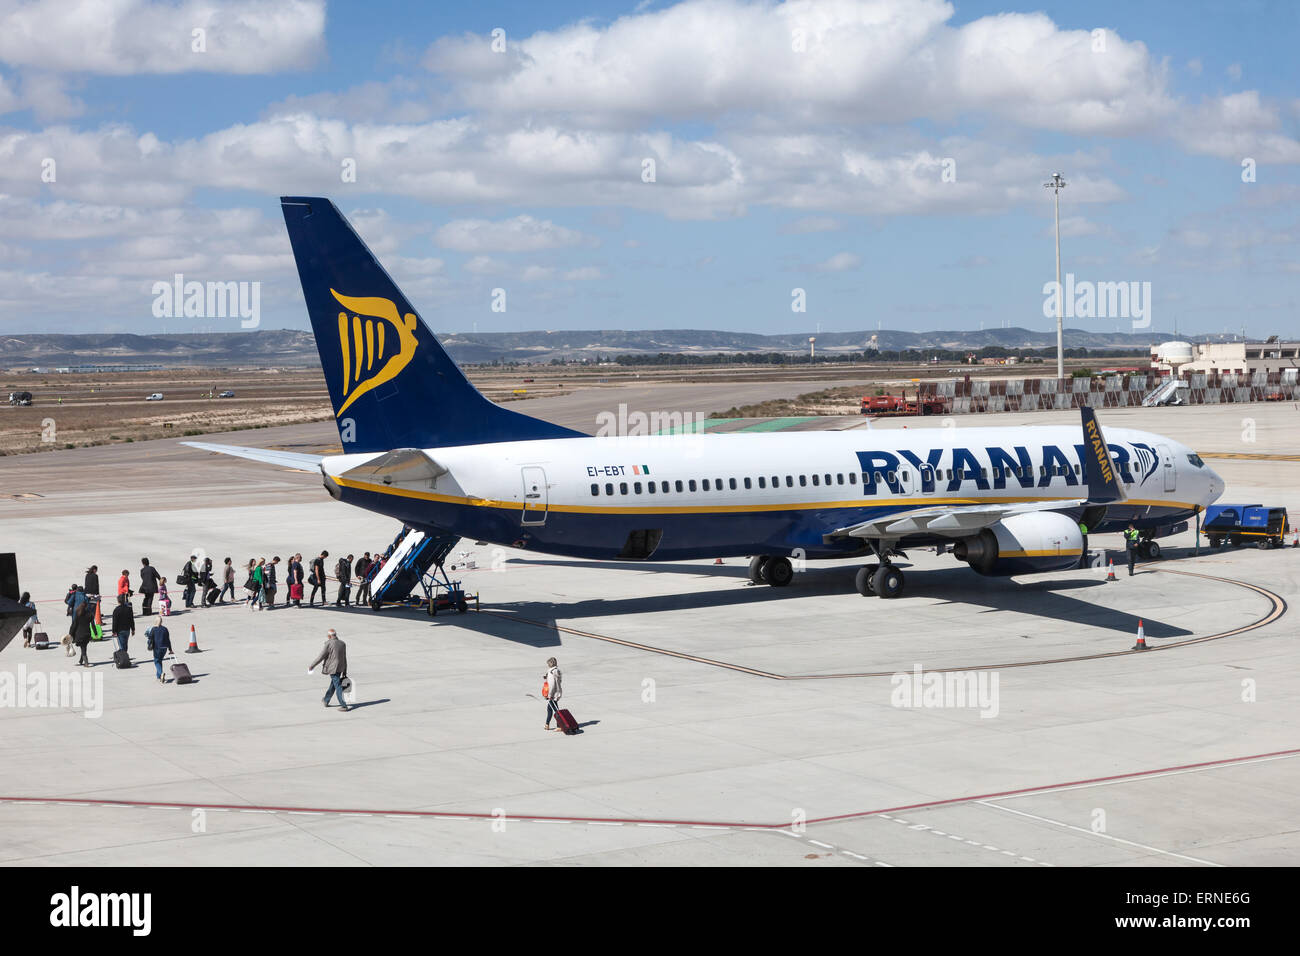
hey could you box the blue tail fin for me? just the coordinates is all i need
[280,196,585,452]
[1080,406,1126,503]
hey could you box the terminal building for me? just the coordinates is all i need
[1151,337,1300,376]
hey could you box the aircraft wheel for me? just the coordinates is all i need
[748,555,770,585]
[1209,536,1221,548]
[873,565,905,599]
[457,600,469,613]
[1145,540,1160,559]
[854,564,879,597]
[766,556,794,587]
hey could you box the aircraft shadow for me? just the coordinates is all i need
[468,564,1193,640]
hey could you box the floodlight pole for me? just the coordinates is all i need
[1044,173,1067,380]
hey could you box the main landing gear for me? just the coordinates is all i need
[854,543,906,599]
[748,554,794,587]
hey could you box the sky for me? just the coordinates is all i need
[0,0,1297,340]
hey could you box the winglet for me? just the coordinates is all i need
[1080,406,1126,503]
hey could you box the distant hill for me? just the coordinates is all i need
[0,326,1212,368]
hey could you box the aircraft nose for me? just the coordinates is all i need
[1206,467,1225,504]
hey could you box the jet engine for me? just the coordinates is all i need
[951,512,1083,576]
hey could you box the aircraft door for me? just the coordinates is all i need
[521,466,548,525]
[1158,444,1175,492]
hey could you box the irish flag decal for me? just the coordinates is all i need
[633,464,651,475]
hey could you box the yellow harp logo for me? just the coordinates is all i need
[330,289,419,417]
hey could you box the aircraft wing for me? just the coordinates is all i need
[830,498,1087,540]
[182,441,324,472]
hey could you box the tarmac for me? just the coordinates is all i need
[1,393,1298,865]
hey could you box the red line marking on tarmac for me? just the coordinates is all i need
[3,746,1297,831]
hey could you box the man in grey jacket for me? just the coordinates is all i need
[309,628,351,711]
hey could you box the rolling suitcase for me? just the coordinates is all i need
[554,707,580,735]
[171,663,193,684]
[113,649,132,669]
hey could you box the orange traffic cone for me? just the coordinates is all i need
[186,623,202,654]
[1132,620,1148,651]
[713,557,724,565]
[1105,558,1117,581]
[93,596,102,628]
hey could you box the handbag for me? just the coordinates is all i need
[340,675,352,693]
[541,680,549,698]
[146,628,155,652]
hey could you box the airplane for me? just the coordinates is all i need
[185,196,1225,600]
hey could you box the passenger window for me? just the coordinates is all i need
[702,479,710,491]
[662,481,670,493]
[620,482,628,495]
[675,480,684,493]
[786,476,793,487]
[824,474,831,485]
[811,474,819,486]
[647,482,656,494]
[799,475,807,487]
[861,472,870,484]
[688,480,697,492]
[590,483,600,496]
[743,477,751,489]
[946,469,952,480]
[837,473,844,485]
[887,471,897,483]
[605,483,614,495]
[848,472,856,483]
[980,468,987,480]
[758,476,766,489]
[634,482,642,494]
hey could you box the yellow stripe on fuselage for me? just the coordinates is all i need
[332,476,1200,518]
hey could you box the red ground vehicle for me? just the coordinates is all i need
[860,393,946,416]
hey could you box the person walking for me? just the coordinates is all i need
[111,593,135,655]
[71,600,94,666]
[252,558,266,610]
[288,553,304,608]
[64,583,83,620]
[542,657,562,731]
[354,552,372,607]
[200,557,215,607]
[1078,520,1090,569]
[263,556,280,610]
[20,591,37,648]
[308,628,351,711]
[182,555,198,609]
[139,558,160,615]
[146,617,172,684]
[334,554,353,606]
[309,551,329,606]
[158,577,172,617]
[84,565,100,599]
[116,569,132,611]
[1124,523,1141,576]
[218,557,236,604]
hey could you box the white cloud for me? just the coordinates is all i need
[562,266,603,280]
[521,265,554,281]
[463,255,505,275]
[813,252,860,272]
[424,0,1176,134]
[0,0,326,75]
[434,214,591,252]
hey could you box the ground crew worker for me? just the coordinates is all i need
[1078,520,1089,569]
[1124,523,1140,576]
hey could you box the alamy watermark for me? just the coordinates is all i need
[151,273,261,328]
[1042,273,1151,329]
[1,665,103,718]
[890,664,999,718]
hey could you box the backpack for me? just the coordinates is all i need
[177,566,191,585]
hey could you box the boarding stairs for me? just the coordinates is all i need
[366,525,471,613]
[1141,378,1185,407]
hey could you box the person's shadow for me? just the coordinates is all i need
[343,698,391,710]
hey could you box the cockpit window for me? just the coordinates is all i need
[1187,453,1205,468]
